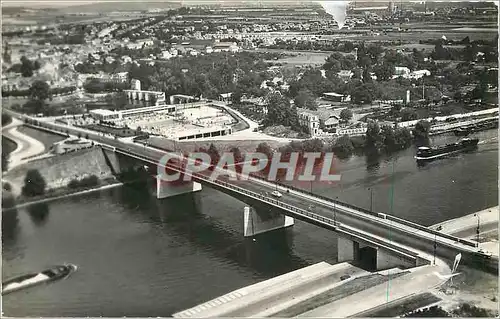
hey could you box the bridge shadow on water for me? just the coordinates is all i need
[106,183,311,278]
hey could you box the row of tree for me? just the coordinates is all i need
[6,56,42,77]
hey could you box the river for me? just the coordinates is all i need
[2,129,498,317]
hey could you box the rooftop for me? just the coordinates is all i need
[90,109,118,116]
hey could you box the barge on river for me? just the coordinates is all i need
[415,138,479,162]
[2,264,77,295]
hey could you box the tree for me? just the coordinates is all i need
[106,92,128,110]
[294,89,317,110]
[400,108,418,121]
[20,56,34,77]
[431,43,451,60]
[362,67,372,83]
[264,92,299,128]
[350,82,380,105]
[340,109,353,122]
[413,120,431,145]
[23,99,45,114]
[2,152,8,172]
[381,125,396,151]
[29,80,50,101]
[22,169,46,197]
[2,113,12,126]
[374,62,395,81]
[256,142,273,173]
[365,121,383,151]
[229,146,243,164]
[207,143,220,168]
[332,135,354,159]
[3,41,11,64]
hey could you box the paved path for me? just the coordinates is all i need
[2,118,45,171]
[298,264,450,318]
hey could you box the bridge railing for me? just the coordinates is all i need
[384,215,477,247]
[247,173,477,247]
[116,147,476,248]
[179,167,421,259]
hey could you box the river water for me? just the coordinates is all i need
[2,130,498,317]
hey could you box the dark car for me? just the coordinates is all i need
[340,275,351,281]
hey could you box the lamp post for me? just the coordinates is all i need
[368,188,373,212]
[475,213,480,246]
[433,233,437,265]
[334,196,338,224]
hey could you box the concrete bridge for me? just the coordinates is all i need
[101,145,493,272]
[9,111,497,273]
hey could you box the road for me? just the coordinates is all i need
[7,110,495,270]
[2,117,46,171]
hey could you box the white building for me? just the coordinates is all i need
[298,112,320,137]
[409,69,431,80]
[393,67,411,78]
[337,70,354,82]
[323,92,351,102]
[90,109,120,121]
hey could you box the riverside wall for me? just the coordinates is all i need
[4,147,115,193]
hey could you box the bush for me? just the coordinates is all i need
[22,169,46,197]
[67,175,99,189]
[3,182,12,192]
[67,179,80,189]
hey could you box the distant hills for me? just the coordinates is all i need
[55,1,182,13]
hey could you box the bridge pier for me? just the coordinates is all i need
[337,236,418,271]
[337,236,360,263]
[156,177,202,199]
[243,207,294,237]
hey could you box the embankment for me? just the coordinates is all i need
[4,147,115,196]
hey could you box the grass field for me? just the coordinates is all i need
[83,124,137,137]
[147,136,287,153]
[17,126,66,150]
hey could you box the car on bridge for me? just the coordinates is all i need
[271,191,282,198]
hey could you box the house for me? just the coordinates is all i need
[337,70,353,82]
[112,72,129,83]
[219,93,233,103]
[323,115,341,130]
[121,55,132,63]
[160,51,173,60]
[213,42,240,53]
[298,112,320,137]
[323,92,351,103]
[393,67,411,78]
[409,69,431,80]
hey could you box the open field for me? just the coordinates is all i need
[17,126,66,150]
[147,136,288,153]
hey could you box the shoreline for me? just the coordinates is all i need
[2,181,125,211]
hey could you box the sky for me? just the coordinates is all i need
[2,0,498,8]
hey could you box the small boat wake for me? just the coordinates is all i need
[2,263,77,295]
[477,137,498,145]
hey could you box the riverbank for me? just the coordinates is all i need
[427,207,499,316]
[2,179,124,211]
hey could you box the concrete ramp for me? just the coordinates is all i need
[172,262,366,318]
